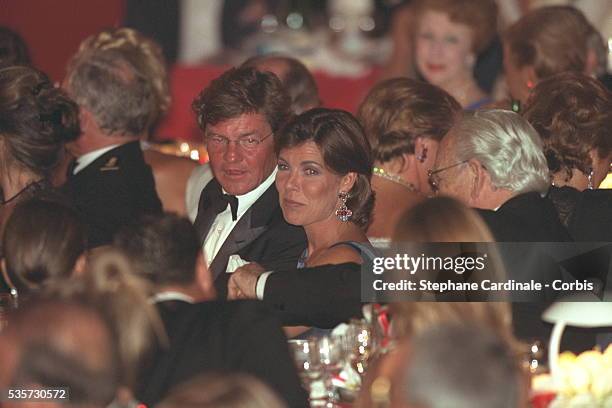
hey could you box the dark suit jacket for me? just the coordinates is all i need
[478,192,596,352]
[547,186,612,242]
[264,262,364,328]
[135,299,308,408]
[193,178,306,299]
[63,141,162,248]
[477,192,572,242]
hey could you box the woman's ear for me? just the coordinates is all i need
[468,159,486,200]
[72,253,88,276]
[341,172,358,193]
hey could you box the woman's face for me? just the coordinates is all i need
[415,10,475,88]
[502,45,532,104]
[590,149,612,188]
[276,141,352,227]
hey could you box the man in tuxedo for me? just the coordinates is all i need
[192,67,307,299]
[114,214,307,407]
[430,109,596,352]
[429,109,569,242]
[62,48,162,248]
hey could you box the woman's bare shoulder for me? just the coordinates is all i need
[311,244,364,266]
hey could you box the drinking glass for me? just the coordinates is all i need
[288,339,324,403]
[345,319,378,376]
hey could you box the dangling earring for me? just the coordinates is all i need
[416,147,428,163]
[335,191,352,222]
[587,168,594,190]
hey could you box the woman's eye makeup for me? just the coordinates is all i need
[304,167,319,176]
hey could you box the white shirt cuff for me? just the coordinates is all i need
[256,271,274,300]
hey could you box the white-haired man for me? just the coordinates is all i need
[430,109,596,352]
[429,109,570,241]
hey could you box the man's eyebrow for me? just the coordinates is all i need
[205,130,259,138]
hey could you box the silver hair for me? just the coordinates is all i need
[66,48,155,137]
[404,324,521,408]
[453,109,549,194]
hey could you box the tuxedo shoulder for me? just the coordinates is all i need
[190,299,274,319]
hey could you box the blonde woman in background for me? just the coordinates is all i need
[356,196,521,408]
[412,0,499,109]
[158,374,287,408]
[47,249,167,408]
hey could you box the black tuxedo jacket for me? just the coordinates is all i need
[63,141,162,248]
[477,192,572,242]
[193,178,306,299]
[478,192,596,353]
[136,299,308,407]
[264,262,364,328]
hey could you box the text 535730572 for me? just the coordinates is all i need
[2,388,69,402]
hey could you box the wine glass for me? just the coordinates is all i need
[345,319,378,376]
[0,291,18,332]
[288,339,324,404]
[318,336,346,405]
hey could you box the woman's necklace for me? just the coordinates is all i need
[1,179,45,205]
[373,167,416,191]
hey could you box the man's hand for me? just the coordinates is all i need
[228,262,266,300]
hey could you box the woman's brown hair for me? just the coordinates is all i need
[504,6,594,80]
[0,66,79,177]
[357,78,460,157]
[276,108,374,228]
[3,199,86,294]
[522,72,612,178]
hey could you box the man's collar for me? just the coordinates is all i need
[73,144,121,174]
[222,167,278,218]
[150,291,195,304]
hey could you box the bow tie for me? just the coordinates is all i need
[220,193,239,221]
[67,158,79,178]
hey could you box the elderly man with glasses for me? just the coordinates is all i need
[430,109,601,353]
[429,109,570,241]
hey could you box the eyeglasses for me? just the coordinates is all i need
[206,131,273,152]
[427,160,468,193]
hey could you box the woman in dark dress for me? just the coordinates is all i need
[522,72,612,241]
[0,65,79,251]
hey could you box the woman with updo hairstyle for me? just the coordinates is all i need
[0,65,79,252]
[503,6,602,109]
[412,0,498,109]
[522,72,612,241]
[2,199,86,299]
[357,78,461,240]
[65,28,196,215]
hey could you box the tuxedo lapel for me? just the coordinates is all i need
[209,183,281,280]
[193,179,222,244]
[209,211,268,279]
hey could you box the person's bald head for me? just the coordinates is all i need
[242,55,321,114]
[1,299,120,407]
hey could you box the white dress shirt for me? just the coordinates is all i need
[202,168,277,267]
[73,144,121,174]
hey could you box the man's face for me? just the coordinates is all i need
[205,113,277,196]
[430,132,471,203]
